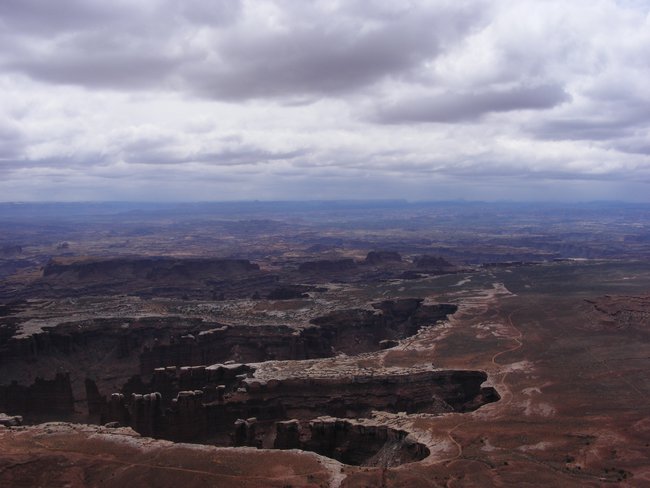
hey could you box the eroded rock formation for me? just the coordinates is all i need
[139,299,457,373]
[99,366,498,446]
[300,418,429,467]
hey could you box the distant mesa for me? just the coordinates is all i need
[42,257,260,283]
[364,251,402,265]
[32,257,268,300]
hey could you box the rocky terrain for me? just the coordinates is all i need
[1,202,650,486]
[0,245,493,473]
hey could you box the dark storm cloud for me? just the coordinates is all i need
[0,0,240,34]
[8,51,183,90]
[0,0,484,98]
[0,0,241,91]
[187,4,484,100]
[374,84,570,124]
[0,0,124,34]
[189,24,431,99]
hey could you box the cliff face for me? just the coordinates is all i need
[235,369,497,420]
[300,418,429,467]
[31,257,274,300]
[99,366,498,445]
[139,299,458,373]
[139,325,315,375]
[1,297,459,422]
[308,299,458,356]
[0,373,74,418]
[0,317,200,362]
[272,417,429,466]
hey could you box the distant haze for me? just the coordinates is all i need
[1,0,649,202]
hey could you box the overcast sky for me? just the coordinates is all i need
[1,0,649,201]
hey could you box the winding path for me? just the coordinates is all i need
[433,304,524,467]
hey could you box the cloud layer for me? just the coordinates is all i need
[1,0,649,201]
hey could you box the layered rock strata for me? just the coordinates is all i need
[99,367,498,446]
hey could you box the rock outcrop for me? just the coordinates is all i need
[0,413,22,427]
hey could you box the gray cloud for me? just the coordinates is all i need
[532,118,632,141]
[0,0,126,35]
[531,102,650,141]
[0,0,239,91]
[187,3,485,100]
[0,0,649,202]
[8,51,183,90]
[374,84,570,124]
[0,153,109,175]
[0,0,484,98]
[0,0,240,34]
[124,145,306,167]
[0,121,24,159]
[189,24,433,99]
[115,131,306,167]
[614,140,650,156]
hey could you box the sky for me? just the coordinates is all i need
[0,0,649,202]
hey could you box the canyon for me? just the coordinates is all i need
[0,252,496,473]
[2,202,650,486]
